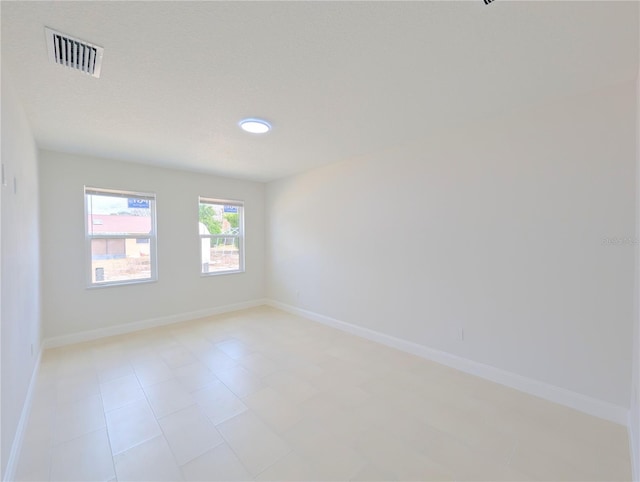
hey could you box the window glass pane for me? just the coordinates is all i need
[202,236,240,273]
[87,193,152,235]
[198,203,239,235]
[85,187,157,287]
[199,199,243,274]
[91,237,151,283]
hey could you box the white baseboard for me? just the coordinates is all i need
[3,348,42,482]
[267,299,629,426]
[630,409,639,482]
[43,299,268,349]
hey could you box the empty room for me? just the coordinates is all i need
[1,1,639,481]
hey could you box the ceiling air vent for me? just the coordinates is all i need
[45,27,104,78]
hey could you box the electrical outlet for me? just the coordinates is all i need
[461,328,465,341]
[13,176,17,194]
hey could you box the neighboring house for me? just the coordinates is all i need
[89,214,151,259]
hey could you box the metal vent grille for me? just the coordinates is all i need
[45,27,104,78]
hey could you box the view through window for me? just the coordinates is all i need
[199,198,244,274]
[85,187,157,286]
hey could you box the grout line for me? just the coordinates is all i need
[505,438,519,468]
[94,351,119,482]
[252,446,294,480]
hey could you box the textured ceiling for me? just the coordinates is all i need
[2,1,638,182]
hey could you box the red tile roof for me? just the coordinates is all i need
[88,214,151,235]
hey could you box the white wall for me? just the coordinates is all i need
[631,68,640,481]
[39,150,265,340]
[266,81,637,411]
[1,77,41,479]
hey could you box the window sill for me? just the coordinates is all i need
[86,278,158,289]
[200,269,244,277]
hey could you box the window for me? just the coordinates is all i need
[85,187,157,286]
[199,197,244,274]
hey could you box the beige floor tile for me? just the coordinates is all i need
[96,361,135,384]
[382,395,516,467]
[254,450,327,481]
[192,380,248,425]
[242,386,304,433]
[50,428,115,481]
[352,426,453,481]
[326,384,371,408]
[55,373,101,405]
[272,379,319,404]
[125,345,154,364]
[175,335,214,358]
[114,435,182,481]
[510,408,631,480]
[307,406,372,444]
[14,434,52,481]
[509,439,609,481]
[132,358,174,387]
[391,419,523,482]
[21,401,55,445]
[215,338,255,360]
[105,398,162,454]
[158,345,198,369]
[296,390,343,419]
[283,417,366,480]
[180,443,252,481]
[349,463,397,482]
[238,352,280,377]
[54,394,105,444]
[278,357,324,378]
[14,466,51,482]
[216,365,266,398]
[20,307,632,482]
[217,411,291,476]
[199,327,237,345]
[31,379,57,406]
[301,440,366,480]
[262,369,303,389]
[100,374,145,412]
[143,378,196,418]
[171,362,217,393]
[56,356,96,381]
[91,343,127,364]
[159,405,224,465]
[196,347,239,375]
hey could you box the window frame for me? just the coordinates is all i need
[84,186,158,288]
[198,197,245,276]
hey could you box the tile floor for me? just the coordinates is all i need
[14,306,631,481]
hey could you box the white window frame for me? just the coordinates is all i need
[85,186,158,288]
[199,197,245,276]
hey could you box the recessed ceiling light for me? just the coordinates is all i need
[239,118,271,134]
